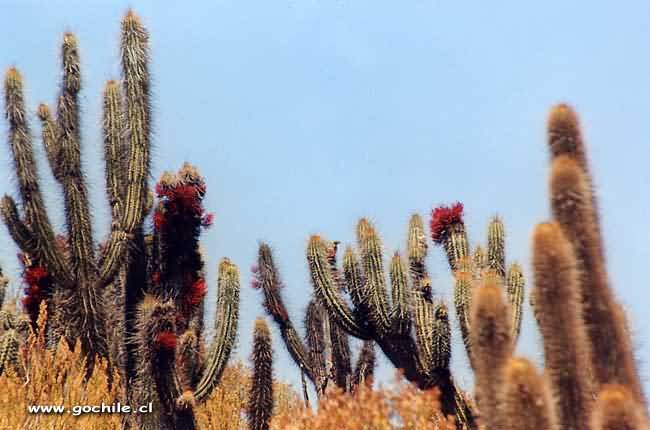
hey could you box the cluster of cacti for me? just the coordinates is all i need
[466,104,648,430]
[2,7,649,430]
[252,242,376,402]
[303,206,524,429]
[1,10,240,430]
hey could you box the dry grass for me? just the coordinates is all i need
[0,303,451,429]
[273,377,454,430]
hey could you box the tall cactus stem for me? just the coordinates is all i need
[531,222,594,430]
[247,318,274,430]
[469,273,512,430]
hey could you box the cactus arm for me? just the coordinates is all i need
[472,245,486,278]
[307,236,372,340]
[412,292,451,375]
[193,259,239,403]
[506,263,525,342]
[550,153,644,403]
[0,196,36,256]
[55,33,96,276]
[247,319,274,430]
[501,358,557,430]
[487,216,506,279]
[100,11,151,285]
[356,219,392,336]
[532,222,594,430]
[304,300,328,392]
[102,80,126,222]
[256,243,317,384]
[3,69,72,285]
[469,275,513,430]
[342,247,367,312]
[36,104,62,181]
[388,252,411,335]
[453,268,473,363]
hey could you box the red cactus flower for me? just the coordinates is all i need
[251,279,261,289]
[430,202,464,244]
[187,278,207,306]
[151,271,161,285]
[155,331,177,350]
[201,213,214,227]
[24,266,48,284]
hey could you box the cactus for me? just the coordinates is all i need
[590,385,647,430]
[500,357,557,430]
[253,242,375,398]
[247,318,274,430]
[307,214,478,429]
[432,206,525,368]
[531,222,594,430]
[469,275,513,430]
[2,11,240,430]
[467,104,648,430]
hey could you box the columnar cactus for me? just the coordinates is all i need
[307,213,485,429]
[467,104,648,430]
[1,10,240,430]
[1,10,151,364]
[431,206,525,369]
[253,243,375,398]
[247,318,274,430]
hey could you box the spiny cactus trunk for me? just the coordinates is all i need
[248,318,274,430]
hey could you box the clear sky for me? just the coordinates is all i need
[1,1,649,398]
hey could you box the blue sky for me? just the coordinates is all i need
[1,1,649,398]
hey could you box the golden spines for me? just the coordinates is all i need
[469,274,512,430]
[37,103,61,181]
[103,80,125,220]
[501,357,557,430]
[389,252,411,334]
[194,258,240,402]
[532,222,593,430]
[308,236,370,340]
[356,218,391,335]
[505,263,524,341]
[550,155,643,401]
[590,385,647,430]
[487,216,506,279]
